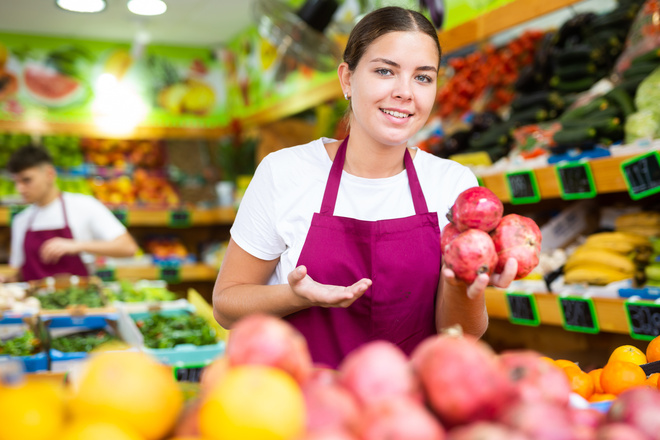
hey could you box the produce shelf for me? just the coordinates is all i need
[0,206,236,227]
[485,287,630,335]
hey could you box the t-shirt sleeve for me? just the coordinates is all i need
[230,156,286,261]
[9,212,28,269]
[85,197,128,241]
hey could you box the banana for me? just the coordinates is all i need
[616,226,660,238]
[564,266,632,285]
[565,249,636,274]
[584,231,650,254]
[615,212,660,229]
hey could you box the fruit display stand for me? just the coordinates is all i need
[0,315,48,373]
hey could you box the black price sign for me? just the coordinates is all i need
[95,267,116,282]
[621,151,660,200]
[111,208,129,226]
[505,292,540,326]
[556,162,596,200]
[625,301,660,340]
[173,365,206,382]
[169,209,191,228]
[505,170,541,204]
[9,205,27,226]
[558,296,599,334]
[160,266,181,283]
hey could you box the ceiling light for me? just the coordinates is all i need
[56,0,107,13]
[127,0,167,16]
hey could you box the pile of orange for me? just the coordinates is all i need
[547,334,660,402]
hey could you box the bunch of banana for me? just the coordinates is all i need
[643,236,660,287]
[564,231,651,286]
[614,211,660,238]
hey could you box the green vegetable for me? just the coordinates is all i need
[625,110,660,143]
[51,329,116,353]
[557,46,602,66]
[553,127,597,145]
[617,75,648,96]
[509,106,550,125]
[634,66,660,116]
[560,97,610,122]
[0,330,40,357]
[136,314,216,349]
[631,48,660,66]
[107,280,177,303]
[605,87,636,117]
[623,61,660,80]
[562,115,621,134]
[551,76,596,93]
[38,285,105,310]
[555,62,597,80]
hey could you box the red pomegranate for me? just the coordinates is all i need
[606,387,660,439]
[359,397,446,440]
[490,214,542,279]
[441,222,461,254]
[302,375,361,434]
[447,422,530,440]
[447,186,503,232]
[500,400,574,440]
[444,229,498,284]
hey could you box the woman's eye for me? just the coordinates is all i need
[375,68,393,76]
[416,74,433,83]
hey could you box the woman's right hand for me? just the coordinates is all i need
[287,265,372,308]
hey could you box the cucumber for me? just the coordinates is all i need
[510,91,552,111]
[557,45,602,65]
[623,61,660,80]
[552,76,596,93]
[560,97,610,122]
[561,115,621,134]
[553,127,597,145]
[555,62,597,80]
[617,75,647,95]
[589,7,635,31]
[604,86,636,117]
[631,48,660,65]
[468,123,513,150]
[508,106,549,124]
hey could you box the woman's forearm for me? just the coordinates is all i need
[436,281,489,338]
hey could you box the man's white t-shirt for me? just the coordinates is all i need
[230,138,478,285]
[10,192,128,271]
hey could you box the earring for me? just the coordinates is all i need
[344,92,349,100]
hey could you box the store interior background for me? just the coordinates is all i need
[0,0,655,369]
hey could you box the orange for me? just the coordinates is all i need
[67,351,183,440]
[59,420,143,440]
[555,359,579,369]
[588,368,605,394]
[563,365,594,399]
[588,393,617,402]
[0,379,65,440]
[600,361,647,395]
[646,335,660,363]
[645,373,660,388]
[608,345,647,366]
[200,365,306,440]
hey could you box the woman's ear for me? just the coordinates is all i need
[338,62,351,99]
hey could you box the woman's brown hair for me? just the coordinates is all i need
[342,6,442,72]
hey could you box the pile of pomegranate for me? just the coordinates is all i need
[178,314,660,440]
[443,186,542,283]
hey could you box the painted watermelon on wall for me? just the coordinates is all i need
[22,62,84,107]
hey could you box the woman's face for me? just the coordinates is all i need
[343,31,439,147]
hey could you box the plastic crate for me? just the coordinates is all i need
[0,316,48,372]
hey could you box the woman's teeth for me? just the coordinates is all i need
[381,109,410,118]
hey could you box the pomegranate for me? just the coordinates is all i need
[606,387,660,439]
[441,222,461,254]
[299,429,359,440]
[359,397,446,440]
[571,408,606,431]
[447,422,530,440]
[490,213,542,279]
[412,333,514,427]
[500,400,574,440]
[302,375,361,433]
[498,350,571,406]
[596,423,649,440]
[225,314,313,383]
[447,186,503,232]
[444,229,498,284]
[338,340,421,407]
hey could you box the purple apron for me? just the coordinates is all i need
[21,195,89,281]
[286,137,441,368]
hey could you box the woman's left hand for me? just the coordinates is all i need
[442,257,518,300]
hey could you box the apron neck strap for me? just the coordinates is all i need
[27,194,68,229]
[320,137,429,215]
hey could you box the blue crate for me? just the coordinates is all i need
[0,316,48,372]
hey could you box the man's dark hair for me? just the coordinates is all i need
[7,145,54,173]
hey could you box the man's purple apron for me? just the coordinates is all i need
[21,195,89,281]
[285,137,441,368]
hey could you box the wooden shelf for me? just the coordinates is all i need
[0,206,236,227]
[485,287,631,334]
[480,153,638,203]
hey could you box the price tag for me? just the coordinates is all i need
[625,300,660,340]
[160,266,181,283]
[169,209,191,228]
[505,292,540,326]
[95,267,116,282]
[556,162,596,200]
[621,151,660,200]
[558,296,599,334]
[9,205,28,226]
[173,364,206,382]
[505,170,540,205]
[111,208,129,226]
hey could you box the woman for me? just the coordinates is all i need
[213,6,517,368]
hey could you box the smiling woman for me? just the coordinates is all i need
[212,6,519,369]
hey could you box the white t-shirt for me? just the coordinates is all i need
[10,192,128,271]
[230,138,478,285]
